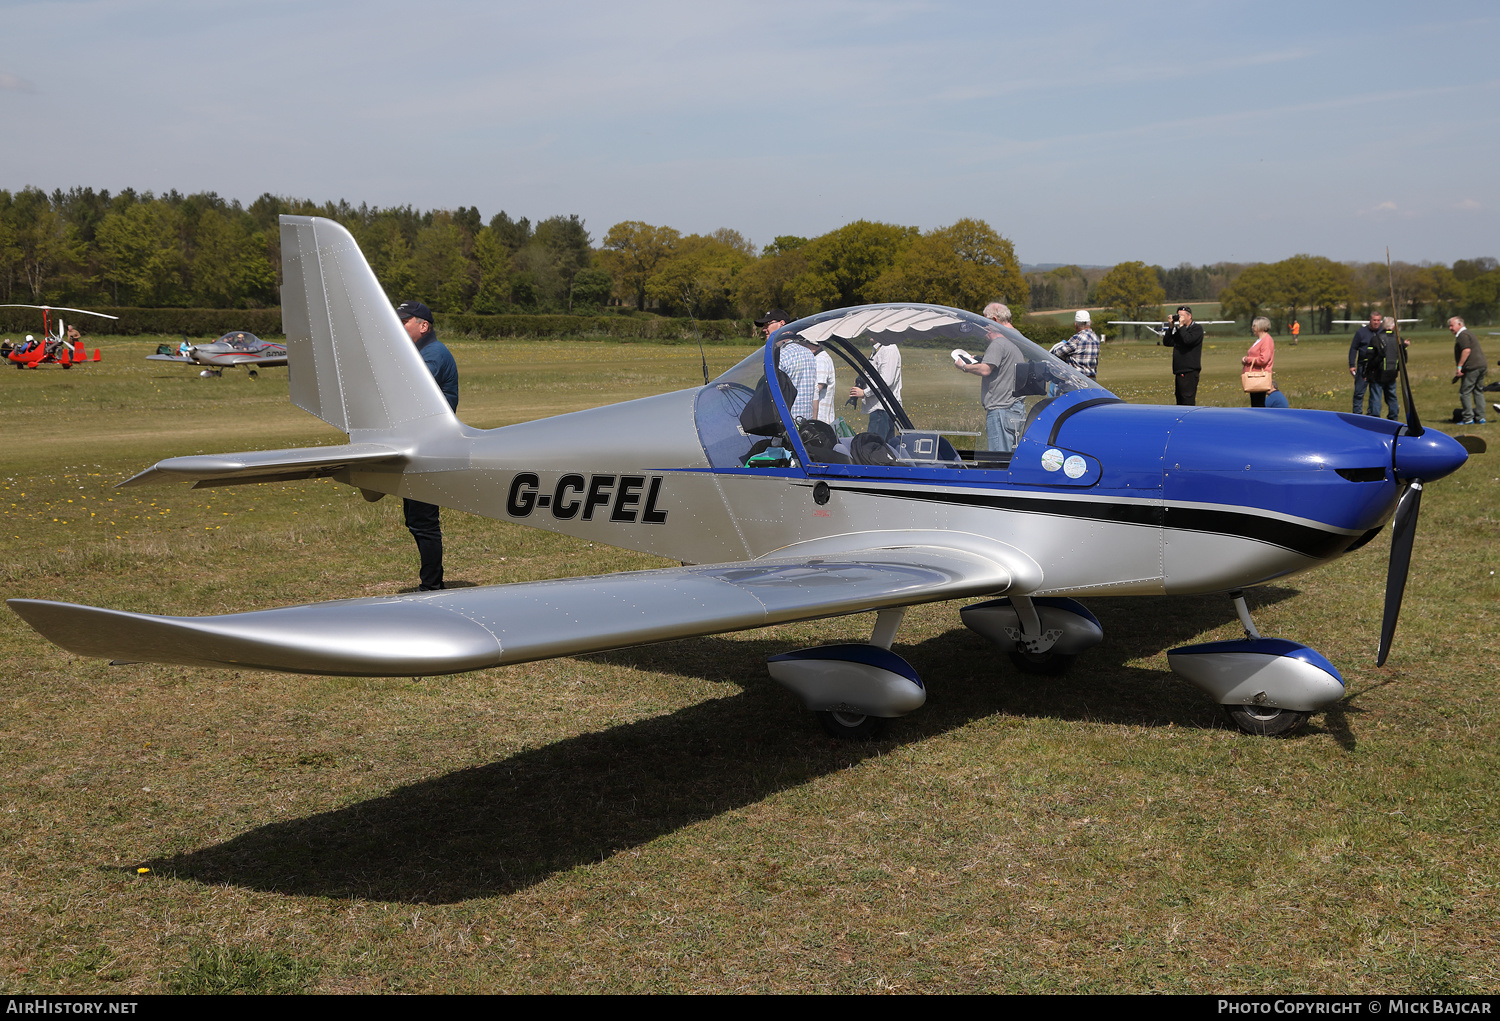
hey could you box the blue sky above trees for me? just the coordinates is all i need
[2,0,1495,267]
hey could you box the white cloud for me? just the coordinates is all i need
[0,72,36,93]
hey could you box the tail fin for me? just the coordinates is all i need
[279,215,454,435]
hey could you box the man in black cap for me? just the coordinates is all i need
[1161,305,1204,406]
[755,308,789,341]
[395,300,458,590]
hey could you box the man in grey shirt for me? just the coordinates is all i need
[956,302,1026,453]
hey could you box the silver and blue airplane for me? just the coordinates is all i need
[7,217,1471,739]
[147,330,289,377]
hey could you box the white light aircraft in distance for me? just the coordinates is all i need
[1107,318,1235,337]
[6,217,1470,741]
[1333,319,1419,326]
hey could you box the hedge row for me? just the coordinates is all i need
[437,314,758,343]
[0,306,284,338]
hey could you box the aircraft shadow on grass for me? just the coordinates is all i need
[147,587,1345,905]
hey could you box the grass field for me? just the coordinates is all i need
[1,331,1495,994]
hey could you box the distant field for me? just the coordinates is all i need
[0,333,1495,993]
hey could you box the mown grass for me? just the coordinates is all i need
[0,331,1495,993]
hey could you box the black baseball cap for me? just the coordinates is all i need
[1176,305,1193,315]
[754,308,790,327]
[395,300,433,323]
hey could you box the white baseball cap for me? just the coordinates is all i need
[1074,310,1091,323]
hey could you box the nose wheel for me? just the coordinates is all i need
[1223,704,1311,737]
[816,710,887,740]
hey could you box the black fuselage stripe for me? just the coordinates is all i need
[819,484,1351,559]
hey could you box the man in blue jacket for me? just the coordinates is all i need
[1347,310,1381,414]
[396,300,458,590]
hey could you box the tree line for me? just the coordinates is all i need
[1031,255,1500,332]
[2,185,1495,329]
[0,186,1028,321]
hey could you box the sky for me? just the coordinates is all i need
[3,0,1497,267]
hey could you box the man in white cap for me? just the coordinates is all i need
[1050,310,1101,379]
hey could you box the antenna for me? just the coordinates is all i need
[1385,248,1423,437]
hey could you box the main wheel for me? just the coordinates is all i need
[1224,704,1311,737]
[1007,649,1076,676]
[816,710,887,740]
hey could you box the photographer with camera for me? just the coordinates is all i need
[1161,305,1204,405]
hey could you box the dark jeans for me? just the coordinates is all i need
[1174,370,1200,406]
[1351,368,1370,414]
[403,498,444,590]
[1366,378,1399,420]
[1458,366,1487,423]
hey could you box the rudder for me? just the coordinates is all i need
[279,215,454,435]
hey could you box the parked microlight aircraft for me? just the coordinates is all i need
[1107,318,1236,337]
[1,305,112,368]
[7,217,1471,739]
[147,331,288,377]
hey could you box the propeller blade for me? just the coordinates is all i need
[1376,480,1423,666]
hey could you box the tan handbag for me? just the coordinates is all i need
[1241,369,1273,393]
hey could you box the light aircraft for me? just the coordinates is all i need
[147,331,288,377]
[1,304,112,368]
[6,217,1471,740]
[1334,320,1419,326]
[1107,318,1235,337]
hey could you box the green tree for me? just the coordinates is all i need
[470,226,513,314]
[95,200,182,305]
[796,220,918,310]
[1094,260,1166,322]
[411,214,474,312]
[646,233,753,319]
[874,218,1026,313]
[10,187,84,302]
[533,214,592,311]
[600,221,680,311]
[734,246,811,319]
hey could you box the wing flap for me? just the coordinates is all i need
[9,546,1014,677]
[117,443,407,488]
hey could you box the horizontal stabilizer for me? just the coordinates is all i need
[8,546,1015,677]
[117,443,407,489]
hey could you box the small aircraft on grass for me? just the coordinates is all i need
[147,331,288,377]
[7,217,1471,740]
[1,305,112,368]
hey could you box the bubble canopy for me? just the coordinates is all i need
[695,304,1112,473]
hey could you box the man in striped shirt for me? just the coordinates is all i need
[1051,310,1101,378]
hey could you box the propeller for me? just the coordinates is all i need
[1376,480,1422,666]
[1375,248,1431,666]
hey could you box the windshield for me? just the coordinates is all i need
[694,305,1108,471]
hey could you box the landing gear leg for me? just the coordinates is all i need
[1005,595,1076,676]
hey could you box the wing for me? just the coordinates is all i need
[8,545,1017,677]
[145,354,193,363]
[212,353,289,367]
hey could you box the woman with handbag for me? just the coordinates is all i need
[1241,316,1278,408]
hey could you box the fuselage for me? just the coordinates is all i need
[342,373,1459,600]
